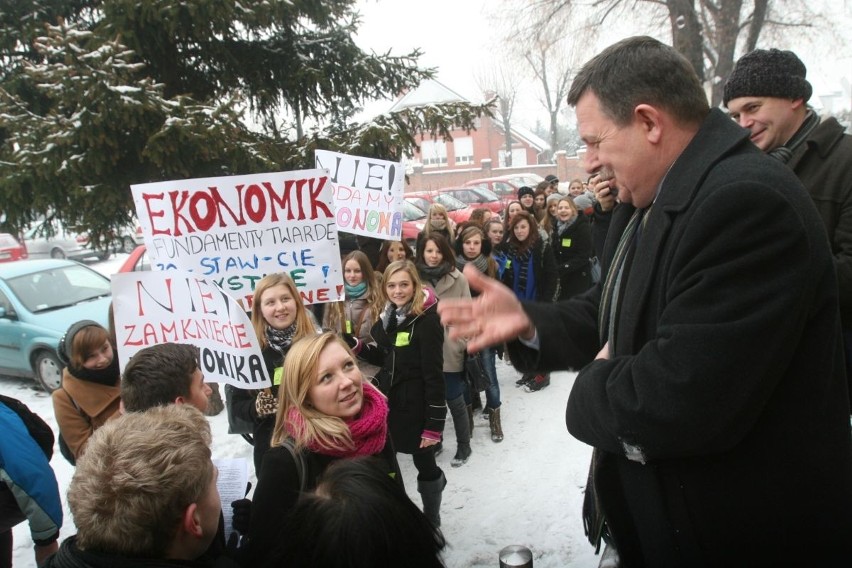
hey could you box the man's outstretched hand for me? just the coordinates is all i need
[437,264,535,353]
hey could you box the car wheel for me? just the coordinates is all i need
[122,236,136,254]
[34,350,63,393]
[50,248,66,259]
[98,249,111,261]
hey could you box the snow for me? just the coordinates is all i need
[6,253,600,568]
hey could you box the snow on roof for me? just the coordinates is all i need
[388,78,470,111]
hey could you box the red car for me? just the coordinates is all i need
[0,233,28,263]
[404,191,474,226]
[118,244,151,273]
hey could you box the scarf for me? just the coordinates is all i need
[509,243,537,300]
[345,281,367,299]
[455,253,489,274]
[287,383,389,458]
[416,261,451,286]
[429,219,447,231]
[68,356,120,386]
[266,323,297,356]
[769,109,820,164]
[556,216,578,235]
[380,300,412,335]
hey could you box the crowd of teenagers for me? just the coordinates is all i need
[5,36,852,568]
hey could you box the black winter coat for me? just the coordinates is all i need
[551,218,593,299]
[44,536,239,568]
[508,109,852,566]
[361,297,446,454]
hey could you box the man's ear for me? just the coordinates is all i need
[182,502,202,538]
[634,103,663,144]
[174,396,187,406]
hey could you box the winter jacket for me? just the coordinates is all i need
[497,238,559,303]
[551,217,593,299]
[0,398,61,545]
[508,109,852,565]
[789,116,852,327]
[247,438,400,565]
[360,289,447,454]
[43,536,239,568]
[51,369,120,460]
[421,268,470,373]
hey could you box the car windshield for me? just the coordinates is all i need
[508,174,544,187]
[7,264,111,313]
[469,188,500,202]
[433,194,467,211]
[403,201,427,221]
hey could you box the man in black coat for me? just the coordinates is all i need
[439,36,852,566]
[725,48,852,406]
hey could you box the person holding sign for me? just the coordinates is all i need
[247,333,401,565]
[352,260,447,527]
[229,273,320,474]
[52,321,121,463]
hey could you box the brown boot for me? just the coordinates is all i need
[489,406,504,442]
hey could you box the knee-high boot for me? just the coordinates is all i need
[417,471,447,527]
[447,395,471,467]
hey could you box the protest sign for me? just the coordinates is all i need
[315,150,404,240]
[111,270,271,389]
[131,169,344,307]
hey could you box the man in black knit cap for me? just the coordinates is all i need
[725,49,852,405]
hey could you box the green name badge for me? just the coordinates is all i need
[273,367,283,386]
[505,259,512,268]
[562,238,572,247]
[345,320,352,334]
[395,332,411,347]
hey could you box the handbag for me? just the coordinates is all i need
[225,384,255,435]
[464,351,491,392]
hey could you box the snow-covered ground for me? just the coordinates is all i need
[6,253,600,568]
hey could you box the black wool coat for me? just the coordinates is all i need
[508,109,852,566]
[362,300,447,454]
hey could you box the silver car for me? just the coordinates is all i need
[22,220,109,261]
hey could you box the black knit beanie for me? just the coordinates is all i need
[517,186,534,199]
[723,48,812,106]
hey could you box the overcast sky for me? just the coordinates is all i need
[354,0,851,124]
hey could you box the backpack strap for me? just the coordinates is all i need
[281,438,308,492]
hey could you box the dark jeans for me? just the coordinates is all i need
[482,347,502,409]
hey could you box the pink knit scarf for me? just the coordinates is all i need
[287,382,389,458]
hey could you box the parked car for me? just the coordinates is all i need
[118,244,151,273]
[401,200,428,247]
[0,259,112,392]
[436,186,504,216]
[464,173,546,206]
[404,191,474,226]
[0,233,28,263]
[22,220,109,262]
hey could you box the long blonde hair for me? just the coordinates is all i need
[251,273,315,349]
[382,260,426,316]
[271,333,360,451]
[325,251,382,333]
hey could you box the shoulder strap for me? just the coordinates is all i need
[281,438,308,492]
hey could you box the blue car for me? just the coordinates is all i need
[0,259,111,392]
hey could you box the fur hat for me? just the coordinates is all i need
[517,186,535,200]
[723,48,812,106]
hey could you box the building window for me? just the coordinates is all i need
[421,140,447,167]
[454,136,473,165]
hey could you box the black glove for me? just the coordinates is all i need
[231,497,251,534]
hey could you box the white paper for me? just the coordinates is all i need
[213,457,249,544]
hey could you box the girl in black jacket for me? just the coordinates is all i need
[355,260,448,527]
[248,332,400,565]
[551,195,594,299]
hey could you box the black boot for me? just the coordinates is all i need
[447,395,471,467]
[466,403,474,434]
[417,472,447,527]
[525,373,551,392]
[488,406,504,443]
